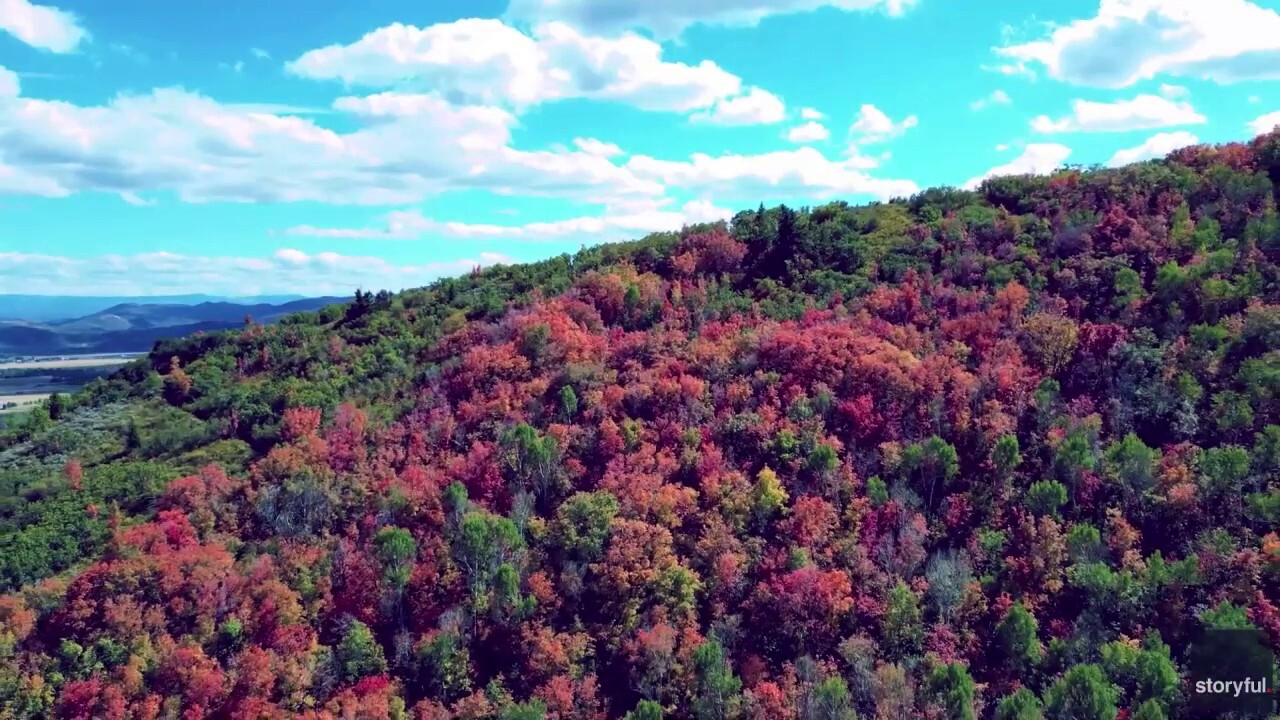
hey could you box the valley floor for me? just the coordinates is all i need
[0,354,140,413]
[0,355,138,370]
[0,394,46,414]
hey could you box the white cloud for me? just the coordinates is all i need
[962,143,1072,190]
[801,107,825,120]
[0,0,87,53]
[0,25,914,221]
[119,192,156,206]
[994,0,1280,87]
[848,103,917,144]
[108,43,148,64]
[626,146,918,201]
[982,61,1038,80]
[287,19,547,105]
[0,84,664,205]
[786,121,830,143]
[283,198,734,243]
[0,249,512,296]
[573,137,625,157]
[1105,130,1199,166]
[690,86,786,125]
[995,143,1010,151]
[1249,95,1261,104]
[970,89,1011,110]
[0,160,67,197]
[1251,110,1280,135]
[223,102,335,116]
[0,65,19,97]
[1158,83,1189,98]
[250,47,270,60]
[504,0,916,40]
[1030,94,1205,133]
[538,21,750,114]
[285,19,777,123]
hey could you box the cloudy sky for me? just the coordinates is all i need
[1,0,1278,296]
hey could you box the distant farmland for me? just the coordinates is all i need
[0,354,139,414]
[0,394,50,414]
[0,355,138,371]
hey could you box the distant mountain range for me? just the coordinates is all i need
[0,296,346,356]
[0,294,314,323]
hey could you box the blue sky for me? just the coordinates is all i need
[1,0,1279,296]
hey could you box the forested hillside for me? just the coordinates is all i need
[3,131,1280,720]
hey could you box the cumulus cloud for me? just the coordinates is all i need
[1031,94,1205,133]
[0,65,19,97]
[0,0,87,53]
[0,67,915,209]
[286,20,547,104]
[283,198,734,243]
[625,146,918,201]
[1105,130,1199,166]
[0,26,914,215]
[1251,110,1280,135]
[970,89,1011,111]
[690,86,787,125]
[962,143,1072,190]
[504,0,916,40]
[786,121,830,143]
[286,19,779,123]
[801,107,825,120]
[0,84,665,205]
[994,0,1280,87]
[573,137,625,157]
[848,104,917,144]
[0,249,511,296]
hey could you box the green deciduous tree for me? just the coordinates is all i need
[902,435,960,508]
[883,581,923,659]
[1130,699,1166,720]
[997,602,1042,675]
[690,639,742,720]
[374,526,417,591]
[1026,480,1068,518]
[625,700,664,720]
[1044,664,1118,720]
[551,491,619,563]
[1103,433,1159,502]
[336,620,387,684]
[500,422,563,502]
[454,510,524,600]
[993,435,1022,478]
[925,662,976,720]
[805,676,857,720]
[995,688,1044,720]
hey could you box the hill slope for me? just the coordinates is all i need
[2,132,1280,719]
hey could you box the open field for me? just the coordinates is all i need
[0,356,136,414]
[0,394,44,414]
[0,355,139,371]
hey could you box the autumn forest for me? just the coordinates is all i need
[4,131,1280,719]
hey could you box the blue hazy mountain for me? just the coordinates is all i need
[0,296,346,356]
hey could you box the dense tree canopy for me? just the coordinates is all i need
[3,131,1280,718]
